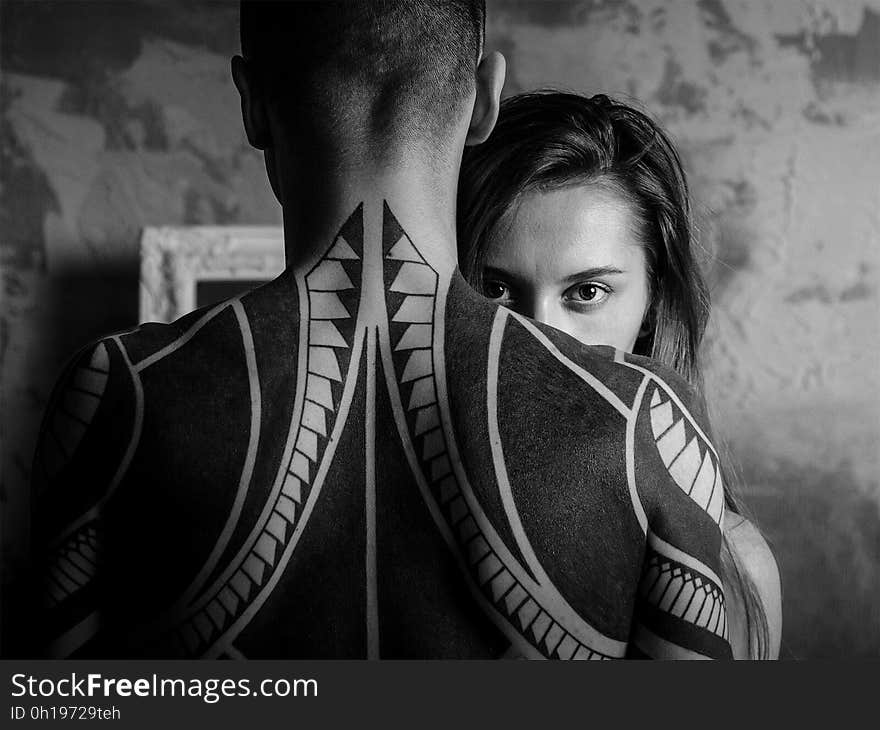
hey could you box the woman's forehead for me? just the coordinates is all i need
[486,185,645,275]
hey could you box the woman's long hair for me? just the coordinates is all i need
[457,90,770,658]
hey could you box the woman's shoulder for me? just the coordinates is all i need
[724,514,779,584]
[724,513,783,658]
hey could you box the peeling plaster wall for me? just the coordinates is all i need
[2,1,878,657]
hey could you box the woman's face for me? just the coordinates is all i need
[481,184,651,352]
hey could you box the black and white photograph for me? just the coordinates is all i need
[1,0,877,682]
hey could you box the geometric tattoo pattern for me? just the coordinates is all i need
[44,524,100,608]
[40,342,110,481]
[381,205,616,660]
[157,210,364,658]
[36,340,111,620]
[35,200,730,660]
[640,547,729,641]
[650,387,724,525]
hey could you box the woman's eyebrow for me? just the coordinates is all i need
[561,267,626,284]
[482,265,529,287]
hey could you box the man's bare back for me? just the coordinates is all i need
[33,201,731,660]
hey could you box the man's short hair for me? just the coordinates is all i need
[240,0,485,146]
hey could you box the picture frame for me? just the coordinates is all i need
[139,226,285,323]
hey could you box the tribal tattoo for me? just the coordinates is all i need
[30,202,731,660]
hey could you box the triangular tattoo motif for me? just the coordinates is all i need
[650,387,723,524]
[158,206,365,657]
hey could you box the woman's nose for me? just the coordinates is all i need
[531,297,565,332]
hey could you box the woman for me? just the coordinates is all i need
[458,91,782,659]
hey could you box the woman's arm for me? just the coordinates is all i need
[724,515,783,659]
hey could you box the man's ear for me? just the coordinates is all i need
[466,51,506,146]
[231,55,270,150]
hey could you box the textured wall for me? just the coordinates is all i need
[2,0,878,657]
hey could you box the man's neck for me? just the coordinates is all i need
[280,167,461,285]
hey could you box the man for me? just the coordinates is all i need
[30,0,731,659]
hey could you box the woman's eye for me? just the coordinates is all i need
[484,280,510,300]
[568,282,611,305]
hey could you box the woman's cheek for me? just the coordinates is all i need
[571,310,641,353]
[567,313,609,349]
